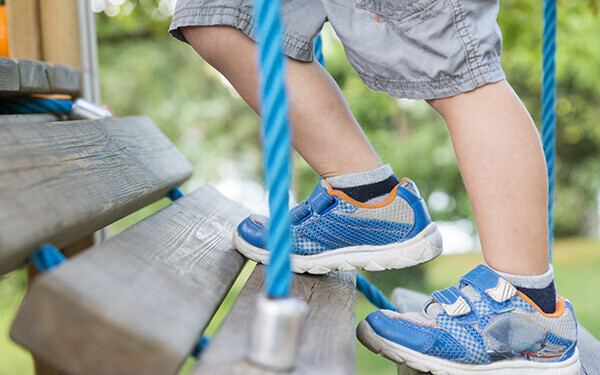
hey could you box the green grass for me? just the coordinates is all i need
[1,238,599,375]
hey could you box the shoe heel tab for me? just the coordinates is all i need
[517,291,567,318]
[399,178,421,199]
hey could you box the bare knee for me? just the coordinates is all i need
[426,80,508,119]
[181,25,254,66]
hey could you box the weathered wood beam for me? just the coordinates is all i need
[0,57,81,96]
[5,0,43,61]
[0,116,193,275]
[39,0,81,68]
[11,187,249,375]
[194,266,357,375]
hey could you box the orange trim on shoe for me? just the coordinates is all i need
[323,180,400,208]
[516,291,566,318]
[519,350,563,358]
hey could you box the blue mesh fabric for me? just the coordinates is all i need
[292,231,328,255]
[436,314,490,364]
[297,212,412,250]
[542,332,573,350]
[512,296,538,312]
[425,329,469,361]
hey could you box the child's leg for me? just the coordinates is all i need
[182,25,443,273]
[181,26,382,178]
[427,80,549,276]
[358,84,578,369]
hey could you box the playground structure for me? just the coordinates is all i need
[0,1,599,375]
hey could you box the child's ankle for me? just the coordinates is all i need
[325,164,399,203]
[490,264,557,314]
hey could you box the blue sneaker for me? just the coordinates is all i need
[357,265,580,374]
[233,178,443,274]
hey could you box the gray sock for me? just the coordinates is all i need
[326,164,394,188]
[491,264,554,289]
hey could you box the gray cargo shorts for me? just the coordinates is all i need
[169,0,506,99]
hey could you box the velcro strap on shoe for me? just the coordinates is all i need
[290,201,312,224]
[308,181,336,214]
[432,286,472,317]
[460,265,517,303]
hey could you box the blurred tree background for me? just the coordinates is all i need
[94,0,600,239]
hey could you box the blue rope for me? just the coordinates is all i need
[191,335,210,358]
[254,0,293,298]
[167,187,184,201]
[314,35,325,67]
[541,0,557,261]
[0,99,74,115]
[31,243,66,272]
[356,274,396,311]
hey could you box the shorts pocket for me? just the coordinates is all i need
[355,0,441,28]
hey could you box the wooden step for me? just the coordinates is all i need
[11,186,249,375]
[0,57,80,96]
[194,266,357,375]
[0,116,193,275]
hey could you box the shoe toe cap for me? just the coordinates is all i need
[365,310,436,353]
[237,215,268,249]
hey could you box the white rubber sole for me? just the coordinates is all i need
[356,320,581,375]
[232,222,443,274]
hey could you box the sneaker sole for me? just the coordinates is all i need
[233,222,443,274]
[356,320,581,375]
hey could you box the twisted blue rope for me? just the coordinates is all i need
[191,335,210,358]
[254,0,293,298]
[31,243,66,272]
[167,187,184,201]
[356,274,396,311]
[314,35,325,67]
[542,0,557,261]
[0,99,73,115]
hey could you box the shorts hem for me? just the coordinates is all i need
[169,5,315,61]
[358,62,506,100]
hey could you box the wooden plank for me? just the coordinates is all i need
[50,63,81,95]
[39,0,81,68]
[391,287,600,375]
[0,57,81,95]
[0,116,193,275]
[17,58,51,93]
[11,187,249,375]
[194,266,357,375]
[26,235,95,281]
[579,326,600,375]
[0,57,18,92]
[5,0,43,60]
[0,114,63,125]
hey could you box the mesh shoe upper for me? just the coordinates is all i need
[238,178,432,255]
[364,265,578,365]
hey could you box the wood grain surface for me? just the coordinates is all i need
[39,0,81,68]
[0,58,19,92]
[11,187,249,375]
[0,57,81,96]
[194,266,357,375]
[5,0,43,61]
[0,116,192,275]
[0,114,62,126]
